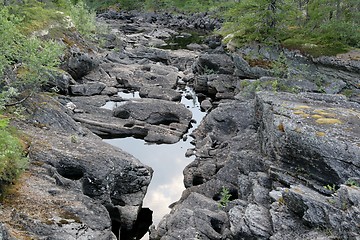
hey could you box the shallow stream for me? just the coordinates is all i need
[102,87,206,238]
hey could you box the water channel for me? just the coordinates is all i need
[102,87,206,238]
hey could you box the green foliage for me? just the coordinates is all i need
[6,0,66,34]
[218,187,232,208]
[0,117,28,185]
[0,88,19,111]
[324,184,336,192]
[69,0,97,37]
[271,52,288,77]
[0,6,64,108]
[345,179,359,187]
[219,0,360,55]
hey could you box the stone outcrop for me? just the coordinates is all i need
[2,9,360,240]
[0,94,153,239]
[63,47,100,81]
[232,44,360,102]
[151,91,360,240]
[255,91,360,187]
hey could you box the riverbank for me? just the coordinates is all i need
[1,10,359,240]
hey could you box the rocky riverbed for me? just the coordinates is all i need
[1,10,359,240]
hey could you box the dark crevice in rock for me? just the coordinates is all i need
[146,112,180,125]
[106,206,122,239]
[120,208,153,240]
[192,175,205,186]
[56,163,85,181]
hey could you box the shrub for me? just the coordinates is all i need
[218,187,232,208]
[0,6,64,108]
[0,117,28,186]
[69,0,97,37]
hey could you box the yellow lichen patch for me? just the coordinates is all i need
[294,105,311,110]
[316,118,342,124]
[300,113,310,118]
[311,114,323,119]
[294,127,302,133]
[316,131,326,137]
[313,109,335,117]
[293,110,305,115]
[293,110,304,115]
[293,110,310,118]
[278,123,285,132]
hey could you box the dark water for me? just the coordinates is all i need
[102,87,206,235]
[161,31,205,50]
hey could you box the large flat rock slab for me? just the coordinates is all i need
[70,97,192,144]
[255,91,360,186]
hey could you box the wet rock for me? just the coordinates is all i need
[200,99,212,111]
[255,91,360,187]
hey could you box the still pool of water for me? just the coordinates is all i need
[103,87,206,236]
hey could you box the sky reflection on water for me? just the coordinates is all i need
[103,87,206,231]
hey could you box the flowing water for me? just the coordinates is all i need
[102,87,206,238]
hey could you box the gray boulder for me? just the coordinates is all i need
[255,91,360,187]
[139,86,182,102]
[64,47,100,80]
[152,192,230,240]
[70,82,106,96]
[194,54,235,75]
[283,184,360,239]
[230,203,273,239]
[233,54,273,79]
[13,94,153,238]
[43,70,76,94]
[194,74,240,99]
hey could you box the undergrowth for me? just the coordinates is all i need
[0,116,28,191]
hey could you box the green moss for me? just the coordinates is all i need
[282,38,349,57]
[341,89,354,98]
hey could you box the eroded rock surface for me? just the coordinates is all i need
[151,91,360,240]
[152,89,360,239]
[255,91,360,187]
[1,9,360,240]
[0,94,152,239]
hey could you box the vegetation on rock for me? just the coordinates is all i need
[84,0,359,56]
[0,0,96,189]
[0,117,28,190]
